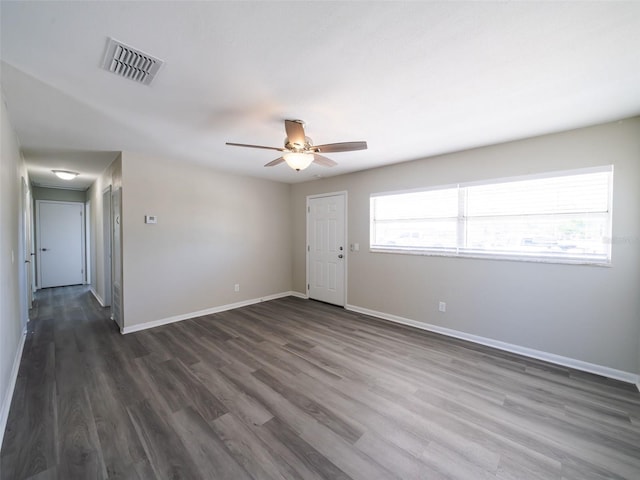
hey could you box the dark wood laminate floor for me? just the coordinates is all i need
[2,286,640,479]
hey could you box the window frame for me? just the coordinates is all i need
[370,165,613,266]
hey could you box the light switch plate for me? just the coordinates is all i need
[145,215,157,224]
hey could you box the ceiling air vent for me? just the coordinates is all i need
[101,37,164,86]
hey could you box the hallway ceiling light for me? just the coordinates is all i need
[52,169,79,180]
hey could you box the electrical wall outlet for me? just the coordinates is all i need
[234,284,240,292]
[438,301,446,312]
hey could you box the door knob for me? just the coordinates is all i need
[41,248,48,251]
[338,254,343,258]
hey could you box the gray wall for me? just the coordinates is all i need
[0,91,29,444]
[291,118,640,374]
[32,186,86,203]
[120,151,293,329]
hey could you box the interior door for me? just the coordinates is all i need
[308,193,346,306]
[37,201,84,288]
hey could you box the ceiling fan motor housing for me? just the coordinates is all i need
[285,136,313,152]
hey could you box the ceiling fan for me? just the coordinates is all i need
[226,119,367,171]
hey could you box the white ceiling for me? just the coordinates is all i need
[1,2,639,188]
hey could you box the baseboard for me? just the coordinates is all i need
[121,291,301,334]
[0,327,27,450]
[346,304,640,386]
[89,287,105,307]
[289,291,308,299]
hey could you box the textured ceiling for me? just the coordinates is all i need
[1,1,639,188]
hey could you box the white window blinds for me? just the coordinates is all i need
[370,166,613,264]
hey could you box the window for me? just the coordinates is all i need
[370,166,613,264]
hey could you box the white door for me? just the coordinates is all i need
[37,201,84,288]
[307,193,346,306]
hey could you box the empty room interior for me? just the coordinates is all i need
[1,2,640,479]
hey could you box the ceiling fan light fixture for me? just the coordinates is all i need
[52,169,79,180]
[226,119,367,170]
[284,152,314,171]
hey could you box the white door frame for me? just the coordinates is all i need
[35,200,86,289]
[19,177,31,328]
[306,191,348,306]
[102,186,112,306]
[111,186,123,328]
[85,199,91,285]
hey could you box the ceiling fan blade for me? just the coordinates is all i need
[312,154,337,167]
[313,141,368,153]
[284,120,306,146]
[226,142,284,152]
[264,157,285,167]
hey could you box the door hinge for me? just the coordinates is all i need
[307,284,310,290]
[307,245,310,252]
[307,206,310,213]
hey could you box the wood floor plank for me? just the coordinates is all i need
[171,324,233,369]
[189,316,234,342]
[56,387,106,480]
[262,416,352,480]
[171,407,253,480]
[299,373,411,444]
[297,415,401,480]
[148,328,200,366]
[137,356,228,421]
[23,465,58,480]
[2,286,640,480]
[496,450,562,480]
[0,375,58,479]
[84,369,146,478]
[126,399,201,480]
[422,440,498,480]
[189,361,274,427]
[211,412,314,480]
[252,368,364,444]
[354,430,444,480]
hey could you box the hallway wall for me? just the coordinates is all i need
[0,90,29,447]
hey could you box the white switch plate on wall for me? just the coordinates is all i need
[145,215,157,224]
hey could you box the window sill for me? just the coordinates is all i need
[369,247,611,267]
